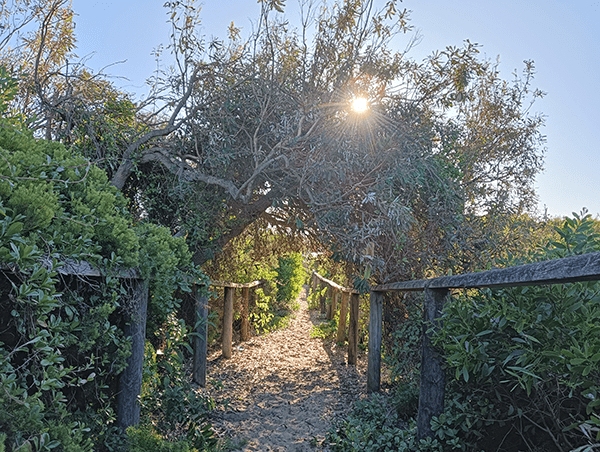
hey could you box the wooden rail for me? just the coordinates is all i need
[311,272,360,365]
[368,251,600,440]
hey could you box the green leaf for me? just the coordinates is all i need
[476,329,494,337]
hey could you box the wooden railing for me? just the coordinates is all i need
[367,251,600,440]
[27,262,264,431]
[191,279,263,388]
[310,272,360,365]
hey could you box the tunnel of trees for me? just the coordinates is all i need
[1,1,599,451]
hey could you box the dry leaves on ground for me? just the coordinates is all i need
[205,286,368,451]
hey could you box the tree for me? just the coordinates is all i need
[3,0,546,283]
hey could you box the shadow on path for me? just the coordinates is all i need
[205,286,368,451]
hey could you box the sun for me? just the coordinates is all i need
[350,96,369,113]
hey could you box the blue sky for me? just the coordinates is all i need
[71,0,600,219]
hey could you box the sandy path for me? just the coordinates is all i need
[207,286,368,451]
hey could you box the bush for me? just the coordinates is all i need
[327,393,416,452]
[0,118,209,451]
[275,252,305,308]
[127,424,199,452]
[140,321,217,451]
[432,212,600,451]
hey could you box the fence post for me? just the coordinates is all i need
[311,272,318,295]
[117,278,149,430]
[417,287,449,440]
[192,284,208,387]
[336,291,349,344]
[222,286,234,358]
[319,282,327,315]
[367,290,383,393]
[348,292,359,366]
[331,289,339,319]
[325,285,333,319]
[240,286,250,341]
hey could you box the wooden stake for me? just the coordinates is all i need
[367,291,383,393]
[336,291,349,344]
[192,285,208,387]
[117,279,149,430]
[240,286,250,341]
[417,288,448,440]
[348,293,359,366]
[222,286,234,358]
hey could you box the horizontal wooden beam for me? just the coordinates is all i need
[210,280,262,289]
[373,251,600,292]
[37,257,140,279]
[312,271,357,293]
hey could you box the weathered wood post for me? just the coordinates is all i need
[192,284,208,387]
[367,290,383,393]
[330,289,338,320]
[222,286,234,358]
[319,282,327,315]
[348,292,359,366]
[311,272,318,295]
[325,285,334,319]
[240,286,250,341]
[416,287,449,440]
[117,278,149,430]
[336,291,349,344]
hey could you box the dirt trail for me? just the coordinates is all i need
[207,286,368,451]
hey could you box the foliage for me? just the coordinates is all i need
[127,424,199,452]
[0,116,208,450]
[248,288,276,335]
[203,222,308,338]
[432,212,600,451]
[310,318,338,341]
[384,296,423,385]
[275,252,305,308]
[306,285,326,311]
[327,393,422,452]
[139,323,217,452]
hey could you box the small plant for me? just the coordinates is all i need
[327,393,417,452]
[310,318,338,340]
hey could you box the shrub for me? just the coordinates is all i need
[433,212,600,450]
[327,393,416,452]
[275,252,305,308]
[0,118,209,451]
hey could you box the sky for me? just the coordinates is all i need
[71,0,600,219]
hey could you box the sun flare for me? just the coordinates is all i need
[350,96,369,113]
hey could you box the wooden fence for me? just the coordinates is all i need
[21,260,264,432]
[191,280,262,387]
[310,272,360,365]
[368,251,600,440]
[30,252,600,440]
